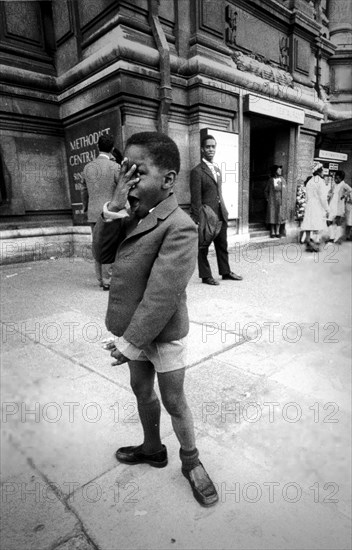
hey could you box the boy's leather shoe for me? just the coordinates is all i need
[102,284,110,291]
[222,272,243,281]
[202,277,219,285]
[182,462,219,507]
[115,444,168,468]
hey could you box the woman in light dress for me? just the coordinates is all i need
[301,163,329,252]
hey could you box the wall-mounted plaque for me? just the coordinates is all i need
[244,94,305,125]
[65,110,119,224]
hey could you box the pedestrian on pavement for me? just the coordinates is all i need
[327,170,352,244]
[81,134,120,290]
[93,131,219,507]
[300,162,329,252]
[189,135,242,285]
[343,185,352,241]
[264,164,288,238]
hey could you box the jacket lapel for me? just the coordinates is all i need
[123,194,179,242]
[202,162,216,182]
[201,162,221,187]
[126,213,158,240]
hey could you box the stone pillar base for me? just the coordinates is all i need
[0,226,93,265]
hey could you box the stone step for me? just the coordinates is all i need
[249,222,266,230]
[249,230,270,239]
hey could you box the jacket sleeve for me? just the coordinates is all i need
[190,167,202,224]
[123,220,198,348]
[92,215,124,264]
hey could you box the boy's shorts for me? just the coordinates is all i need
[134,337,187,373]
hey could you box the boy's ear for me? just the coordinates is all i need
[161,170,176,189]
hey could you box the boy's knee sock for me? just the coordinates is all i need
[179,447,200,471]
[137,399,162,454]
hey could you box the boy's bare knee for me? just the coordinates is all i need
[162,394,186,417]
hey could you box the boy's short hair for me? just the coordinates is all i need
[201,135,216,148]
[335,170,345,180]
[98,134,114,153]
[125,132,181,174]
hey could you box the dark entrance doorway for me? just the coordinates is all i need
[249,115,290,226]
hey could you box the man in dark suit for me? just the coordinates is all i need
[190,135,243,285]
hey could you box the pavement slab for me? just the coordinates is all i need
[68,434,351,550]
[1,342,173,494]
[1,441,80,550]
[1,242,351,550]
[186,356,351,517]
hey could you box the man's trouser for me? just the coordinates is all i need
[90,222,112,286]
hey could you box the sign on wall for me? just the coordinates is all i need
[317,150,348,162]
[244,94,305,125]
[202,129,239,219]
[65,110,119,224]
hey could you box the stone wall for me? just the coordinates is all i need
[0,0,350,238]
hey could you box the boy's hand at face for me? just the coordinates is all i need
[109,158,140,212]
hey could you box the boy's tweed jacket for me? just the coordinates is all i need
[93,194,198,349]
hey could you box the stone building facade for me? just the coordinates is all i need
[0,0,351,261]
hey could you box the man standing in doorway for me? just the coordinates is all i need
[190,135,243,285]
[81,134,120,290]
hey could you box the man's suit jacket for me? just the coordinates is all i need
[81,154,120,223]
[92,194,198,349]
[190,161,228,225]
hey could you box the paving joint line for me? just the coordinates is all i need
[1,322,132,393]
[4,437,101,550]
[186,337,250,370]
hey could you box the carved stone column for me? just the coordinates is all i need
[327,0,352,115]
[328,0,352,45]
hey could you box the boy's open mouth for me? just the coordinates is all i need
[128,195,140,212]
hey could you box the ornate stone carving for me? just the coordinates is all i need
[313,0,329,36]
[279,36,289,70]
[233,50,295,88]
[225,5,238,45]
